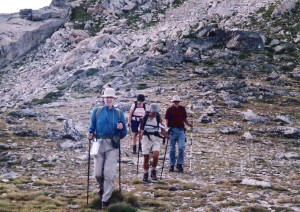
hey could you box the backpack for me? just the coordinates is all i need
[141,111,160,131]
[132,101,146,117]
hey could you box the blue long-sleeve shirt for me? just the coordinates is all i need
[88,106,127,139]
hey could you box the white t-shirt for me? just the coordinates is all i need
[130,103,146,117]
[144,116,158,132]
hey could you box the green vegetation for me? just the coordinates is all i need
[172,0,185,8]
[257,3,276,19]
[86,68,100,76]
[102,75,116,84]
[240,205,269,212]
[136,83,149,90]
[31,91,64,105]
[108,203,137,212]
[70,6,92,21]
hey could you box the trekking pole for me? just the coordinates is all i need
[118,131,122,193]
[189,128,193,172]
[160,136,169,179]
[136,132,141,174]
[87,139,92,207]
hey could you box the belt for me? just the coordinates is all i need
[132,116,142,121]
[95,135,113,139]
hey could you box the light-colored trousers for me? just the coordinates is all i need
[93,139,118,202]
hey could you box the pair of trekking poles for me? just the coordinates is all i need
[135,127,194,179]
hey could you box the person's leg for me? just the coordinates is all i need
[150,150,159,180]
[132,132,137,153]
[102,141,118,203]
[143,154,150,170]
[131,120,139,153]
[177,130,186,172]
[152,151,159,168]
[94,154,104,196]
[142,136,151,182]
[93,139,105,197]
[169,130,177,171]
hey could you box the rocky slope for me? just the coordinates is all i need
[0,0,299,211]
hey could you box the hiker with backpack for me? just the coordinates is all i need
[165,95,193,173]
[140,103,167,182]
[87,88,127,208]
[127,94,146,154]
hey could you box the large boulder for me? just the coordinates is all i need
[0,3,70,68]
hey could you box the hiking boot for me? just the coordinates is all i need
[169,166,174,172]
[142,172,149,182]
[133,145,137,154]
[151,169,157,181]
[102,201,109,208]
[177,164,184,173]
[138,143,142,152]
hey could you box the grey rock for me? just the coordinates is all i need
[225,100,241,108]
[0,143,10,150]
[273,42,296,53]
[275,115,293,125]
[57,140,83,149]
[0,5,69,68]
[50,0,66,7]
[219,126,237,134]
[241,178,271,188]
[278,152,300,160]
[62,119,81,141]
[13,129,38,137]
[226,31,264,52]
[268,126,300,138]
[242,132,256,140]
[265,71,280,81]
[198,114,212,123]
[242,109,269,124]
[9,109,41,118]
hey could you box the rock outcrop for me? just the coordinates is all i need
[0,0,70,68]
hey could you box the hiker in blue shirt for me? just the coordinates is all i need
[87,88,127,208]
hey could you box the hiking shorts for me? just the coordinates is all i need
[130,120,140,133]
[142,135,160,155]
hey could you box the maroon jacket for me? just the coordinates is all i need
[165,105,187,128]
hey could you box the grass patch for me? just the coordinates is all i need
[108,202,137,212]
[0,183,19,194]
[86,68,100,76]
[33,179,53,186]
[241,205,269,212]
[179,182,198,190]
[12,176,32,185]
[172,0,185,8]
[219,201,241,207]
[124,193,139,207]
[35,196,64,206]
[70,6,92,21]
[203,60,216,67]
[57,83,71,91]
[102,75,116,84]
[31,91,64,105]
[6,191,43,201]
[136,83,150,90]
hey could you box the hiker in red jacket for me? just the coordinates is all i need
[165,95,193,173]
